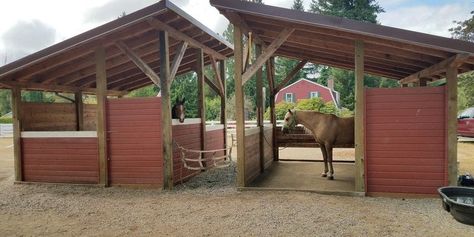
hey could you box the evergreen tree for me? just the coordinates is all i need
[451,11,474,110]
[310,0,384,23]
[292,0,304,11]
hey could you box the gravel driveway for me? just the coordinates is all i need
[1,163,474,237]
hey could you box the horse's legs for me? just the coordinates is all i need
[320,144,329,177]
[326,145,334,180]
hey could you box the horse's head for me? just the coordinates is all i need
[173,97,186,123]
[282,109,297,134]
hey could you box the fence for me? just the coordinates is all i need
[0,124,13,137]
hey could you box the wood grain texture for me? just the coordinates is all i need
[22,138,99,183]
[107,97,163,186]
[365,86,447,194]
[245,130,260,185]
[172,123,201,183]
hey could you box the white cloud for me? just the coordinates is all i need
[379,2,472,37]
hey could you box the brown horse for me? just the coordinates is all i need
[282,110,354,180]
[172,97,186,123]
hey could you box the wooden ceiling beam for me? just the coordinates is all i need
[0,80,125,96]
[204,75,224,98]
[243,14,453,59]
[399,53,472,84]
[248,21,442,66]
[115,40,160,86]
[242,27,294,85]
[147,17,226,60]
[169,41,188,83]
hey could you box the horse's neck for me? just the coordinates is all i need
[296,111,321,131]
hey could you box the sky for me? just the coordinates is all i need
[0,0,472,65]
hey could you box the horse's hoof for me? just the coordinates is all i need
[321,173,327,177]
[327,176,334,180]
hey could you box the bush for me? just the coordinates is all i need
[264,101,295,120]
[0,117,12,124]
[264,97,353,120]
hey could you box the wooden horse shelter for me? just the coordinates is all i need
[0,0,233,189]
[211,0,474,196]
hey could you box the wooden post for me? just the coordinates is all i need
[75,92,84,131]
[234,24,246,187]
[267,58,278,161]
[196,48,206,160]
[354,40,365,193]
[419,78,431,87]
[95,46,108,187]
[256,44,264,173]
[12,87,22,182]
[160,31,173,190]
[219,60,227,152]
[446,66,458,185]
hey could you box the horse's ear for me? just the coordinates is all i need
[288,109,293,115]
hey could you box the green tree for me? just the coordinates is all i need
[451,12,474,110]
[310,0,384,23]
[292,0,305,11]
[0,90,11,116]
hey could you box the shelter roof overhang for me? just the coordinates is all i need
[0,0,233,95]
[211,0,474,81]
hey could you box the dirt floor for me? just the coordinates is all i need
[1,137,474,236]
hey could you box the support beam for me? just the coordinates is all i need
[354,40,365,193]
[266,58,278,161]
[147,18,226,60]
[400,53,471,84]
[234,24,246,187]
[75,92,84,131]
[419,78,432,87]
[95,46,108,187]
[0,81,124,96]
[196,48,206,167]
[256,44,264,173]
[210,56,225,94]
[204,75,224,98]
[160,31,173,190]
[241,28,295,85]
[169,41,188,83]
[446,66,458,186]
[225,12,267,47]
[219,60,227,154]
[273,60,308,94]
[116,40,160,86]
[12,87,22,182]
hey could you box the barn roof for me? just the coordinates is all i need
[210,0,474,81]
[0,0,233,95]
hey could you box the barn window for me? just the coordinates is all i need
[310,91,319,98]
[285,93,294,103]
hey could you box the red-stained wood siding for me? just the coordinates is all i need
[22,138,99,183]
[275,79,336,104]
[172,123,201,183]
[107,98,163,186]
[205,128,225,158]
[245,128,260,185]
[365,86,447,195]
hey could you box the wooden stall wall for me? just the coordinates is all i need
[263,126,273,170]
[205,126,226,157]
[365,86,447,195]
[172,121,202,183]
[21,102,96,131]
[22,137,99,183]
[107,98,163,186]
[244,128,260,185]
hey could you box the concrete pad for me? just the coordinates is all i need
[250,161,355,193]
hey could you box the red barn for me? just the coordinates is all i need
[275,79,339,106]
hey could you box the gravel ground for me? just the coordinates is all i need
[1,163,474,237]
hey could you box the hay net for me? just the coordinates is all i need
[173,140,233,171]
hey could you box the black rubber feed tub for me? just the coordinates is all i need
[438,186,474,225]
